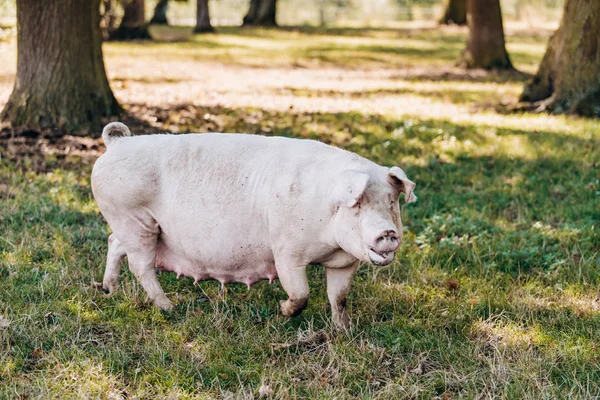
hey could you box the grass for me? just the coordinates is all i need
[1,25,600,399]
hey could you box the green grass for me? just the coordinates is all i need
[1,26,600,399]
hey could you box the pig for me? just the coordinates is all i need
[91,122,417,329]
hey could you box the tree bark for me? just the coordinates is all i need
[256,0,277,26]
[439,0,467,25]
[243,0,260,26]
[194,0,214,33]
[243,0,277,26]
[150,0,169,25]
[519,0,600,116]
[457,0,513,69]
[1,0,121,135]
[110,0,150,40]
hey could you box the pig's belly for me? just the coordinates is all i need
[154,236,278,288]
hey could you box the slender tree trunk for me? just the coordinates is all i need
[439,0,467,25]
[1,0,121,135]
[457,0,512,69]
[110,0,150,40]
[194,0,214,33]
[243,0,277,26]
[150,0,169,25]
[243,0,260,26]
[519,0,600,116]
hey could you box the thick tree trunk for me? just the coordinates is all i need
[519,0,600,116]
[457,0,512,69]
[1,0,121,135]
[150,0,169,25]
[110,0,150,40]
[194,0,214,33]
[243,0,277,26]
[439,0,467,25]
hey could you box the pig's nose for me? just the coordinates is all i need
[375,230,400,251]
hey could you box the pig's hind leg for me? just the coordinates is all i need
[102,234,127,295]
[125,236,174,311]
[108,214,174,311]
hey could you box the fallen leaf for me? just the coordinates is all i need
[445,278,459,291]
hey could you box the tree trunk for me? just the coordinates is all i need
[110,0,150,40]
[256,0,277,26]
[1,0,121,135]
[457,0,512,69]
[243,0,260,26]
[519,0,600,116]
[150,0,169,25]
[194,0,214,33]
[243,0,277,26]
[101,0,118,39]
[439,0,467,25]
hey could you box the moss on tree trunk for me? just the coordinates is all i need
[439,0,467,25]
[457,0,512,70]
[243,0,277,27]
[110,0,150,40]
[194,0,214,33]
[1,0,121,136]
[520,0,600,116]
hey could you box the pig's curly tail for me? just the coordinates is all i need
[102,122,132,147]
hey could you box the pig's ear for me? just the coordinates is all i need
[331,170,370,207]
[389,166,417,203]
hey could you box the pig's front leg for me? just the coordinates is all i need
[326,262,359,330]
[276,257,310,318]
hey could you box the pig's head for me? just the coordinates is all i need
[331,166,416,266]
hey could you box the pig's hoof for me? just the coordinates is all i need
[332,313,350,331]
[101,283,117,297]
[280,298,308,318]
[101,279,118,296]
[154,296,174,312]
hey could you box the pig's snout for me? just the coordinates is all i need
[375,229,400,253]
[366,227,401,266]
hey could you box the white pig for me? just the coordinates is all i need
[91,122,417,329]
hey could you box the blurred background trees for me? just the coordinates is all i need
[0,0,567,27]
[150,0,170,24]
[110,0,151,40]
[439,0,466,25]
[458,0,513,69]
[195,0,215,32]
[243,0,278,26]
[3,0,595,137]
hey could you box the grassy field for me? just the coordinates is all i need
[1,26,599,399]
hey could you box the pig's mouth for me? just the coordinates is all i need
[368,247,395,266]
